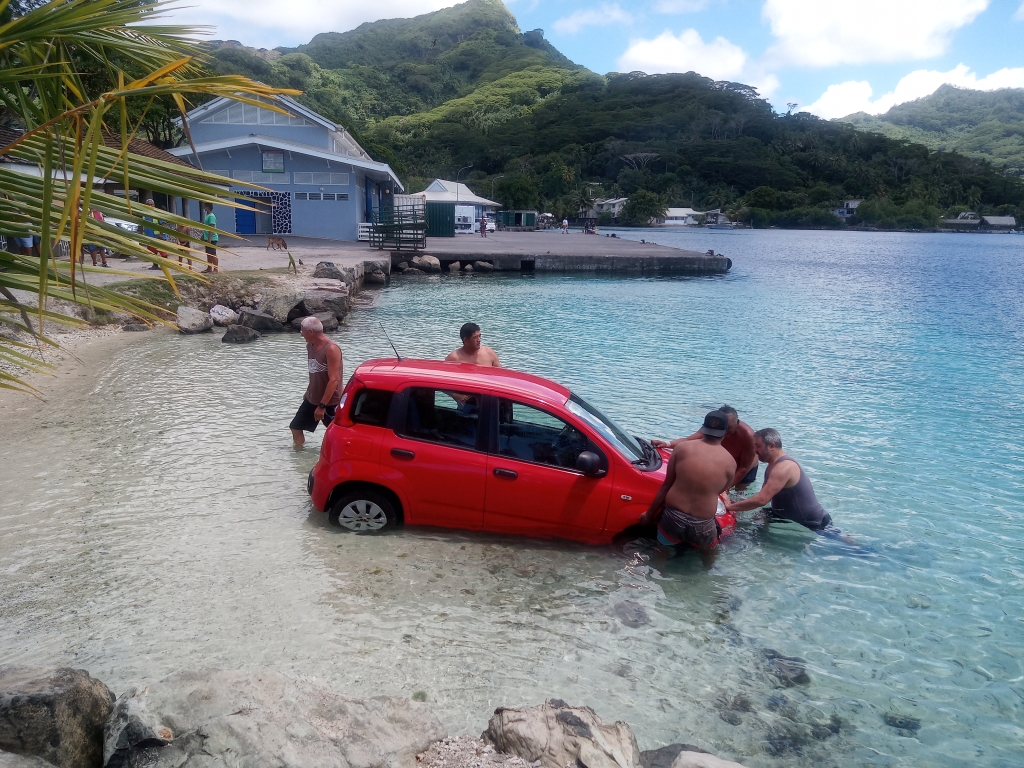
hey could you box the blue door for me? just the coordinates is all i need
[235,199,256,234]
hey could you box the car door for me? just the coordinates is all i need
[379,386,487,530]
[484,398,611,541]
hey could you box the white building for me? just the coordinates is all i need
[589,197,628,219]
[834,199,862,219]
[660,207,703,226]
[415,179,499,217]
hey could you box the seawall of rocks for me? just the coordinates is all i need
[0,667,752,768]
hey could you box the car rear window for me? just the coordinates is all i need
[400,387,480,448]
[352,388,393,427]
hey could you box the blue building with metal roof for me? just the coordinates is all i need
[169,96,402,241]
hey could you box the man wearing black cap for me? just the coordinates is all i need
[640,411,737,557]
[652,404,758,491]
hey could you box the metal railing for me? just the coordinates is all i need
[369,204,427,251]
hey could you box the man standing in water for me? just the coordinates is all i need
[289,316,343,449]
[653,405,759,490]
[725,428,833,531]
[640,411,736,559]
[445,322,501,367]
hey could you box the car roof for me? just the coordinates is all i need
[353,358,572,405]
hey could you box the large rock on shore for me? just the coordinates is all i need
[411,255,440,273]
[482,700,640,768]
[102,670,446,768]
[175,306,212,334]
[257,288,306,323]
[302,288,350,320]
[222,325,261,344]
[237,308,284,333]
[472,260,494,272]
[670,754,750,768]
[208,304,239,327]
[0,666,115,768]
[313,262,355,285]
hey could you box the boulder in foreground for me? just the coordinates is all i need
[222,325,261,344]
[290,312,338,332]
[0,665,115,768]
[313,261,354,285]
[175,306,212,334]
[102,670,446,768]
[257,288,306,323]
[482,699,640,768]
[411,255,440,273]
[0,752,55,768]
[208,304,239,327]
[237,308,284,332]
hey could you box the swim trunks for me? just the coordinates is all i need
[289,398,336,433]
[766,510,833,532]
[657,506,719,550]
[740,464,758,484]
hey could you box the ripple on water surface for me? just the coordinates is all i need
[1,229,1023,768]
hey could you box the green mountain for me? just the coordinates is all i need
[204,0,1024,227]
[840,85,1024,177]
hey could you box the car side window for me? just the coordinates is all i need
[400,387,480,449]
[351,388,393,427]
[497,399,589,470]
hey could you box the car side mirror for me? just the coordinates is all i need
[576,451,603,476]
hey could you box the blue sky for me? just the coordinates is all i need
[176,0,1024,118]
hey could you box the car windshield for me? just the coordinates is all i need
[565,393,645,462]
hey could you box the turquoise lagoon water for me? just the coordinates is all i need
[1,229,1022,766]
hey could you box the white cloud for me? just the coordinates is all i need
[552,3,633,35]
[616,28,780,97]
[653,0,709,12]
[804,64,1024,119]
[1015,1,1024,20]
[763,0,990,67]
[164,0,462,49]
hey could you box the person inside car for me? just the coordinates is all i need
[445,322,501,367]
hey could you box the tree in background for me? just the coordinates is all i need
[0,0,295,394]
[570,186,595,218]
[621,190,667,227]
[495,175,539,210]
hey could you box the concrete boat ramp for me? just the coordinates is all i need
[75,231,730,287]
[222,231,731,276]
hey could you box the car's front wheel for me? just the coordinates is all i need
[328,489,397,532]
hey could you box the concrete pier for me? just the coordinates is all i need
[388,232,731,274]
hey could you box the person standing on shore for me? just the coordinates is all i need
[640,410,736,562]
[479,216,488,238]
[176,222,193,271]
[653,405,759,490]
[144,198,169,270]
[445,322,501,367]
[201,202,219,273]
[289,316,343,449]
[725,428,834,532]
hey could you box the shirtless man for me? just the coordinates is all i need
[444,322,501,367]
[653,404,758,490]
[725,428,833,532]
[639,411,736,559]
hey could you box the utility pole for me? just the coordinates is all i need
[455,164,473,203]
[490,174,504,200]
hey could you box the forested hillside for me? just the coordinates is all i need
[841,85,1024,178]
[204,0,1024,228]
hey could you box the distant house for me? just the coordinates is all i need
[981,215,1017,229]
[591,197,628,219]
[169,95,402,240]
[942,212,982,229]
[704,208,732,226]
[834,199,862,219]
[659,207,703,226]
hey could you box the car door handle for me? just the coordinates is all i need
[493,468,518,479]
[390,448,415,460]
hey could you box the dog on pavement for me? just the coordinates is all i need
[266,235,288,250]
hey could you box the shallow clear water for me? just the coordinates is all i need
[2,229,1023,767]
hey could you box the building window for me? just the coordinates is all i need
[293,172,350,185]
[201,102,315,127]
[294,192,350,202]
[232,170,291,184]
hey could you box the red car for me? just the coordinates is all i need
[308,359,736,545]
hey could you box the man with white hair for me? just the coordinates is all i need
[289,316,343,448]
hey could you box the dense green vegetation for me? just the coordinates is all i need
[204,0,1024,227]
[841,85,1024,179]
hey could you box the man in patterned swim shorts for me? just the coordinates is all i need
[640,411,737,563]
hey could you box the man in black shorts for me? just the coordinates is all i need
[290,316,343,448]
